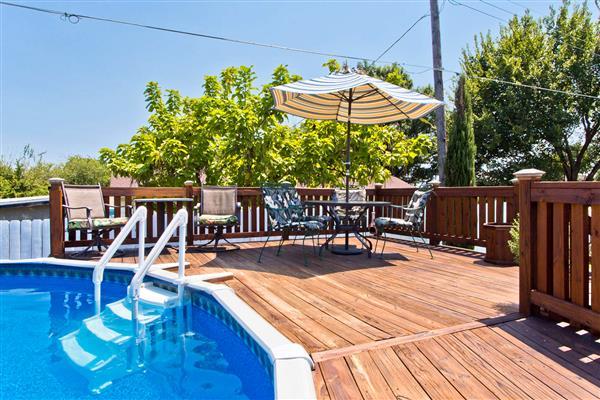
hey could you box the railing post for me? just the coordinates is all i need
[49,178,65,258]
[514,169,545,316]
[427,179,441,246]
[373,183,383,223]
[184,180,195,247]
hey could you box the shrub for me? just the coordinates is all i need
[508,215,520,263]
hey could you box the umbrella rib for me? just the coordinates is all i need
[352,88,380,102]
[372,86,412,120]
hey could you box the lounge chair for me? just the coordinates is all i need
[374,187,433,258]
[62,183,130,257]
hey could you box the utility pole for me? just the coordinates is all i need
[429,0,447,184]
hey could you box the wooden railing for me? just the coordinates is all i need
[371,186,517,246]
[48,179,518,257]
[517,171,600,332]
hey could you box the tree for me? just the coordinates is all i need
[446,75,476,186]
[58,156,111,186]
[0,146,57,198]
[462,2,599,184]
[101,64,434,187]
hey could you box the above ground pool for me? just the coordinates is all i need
[0,264,274,399]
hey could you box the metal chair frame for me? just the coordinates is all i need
[62,183,131,258]
[193,185,241,252]
[374,189,433,259]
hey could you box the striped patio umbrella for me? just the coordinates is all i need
[270,71,443,197]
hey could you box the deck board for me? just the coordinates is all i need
[109,237,599,399]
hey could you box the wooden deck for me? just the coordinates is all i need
[110,238,600,399]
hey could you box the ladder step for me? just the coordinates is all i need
[138,283,179,307]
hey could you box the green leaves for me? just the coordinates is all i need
[101,64,433,187]
[462,2,599,183]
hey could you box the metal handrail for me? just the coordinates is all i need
[93,206,147,314]
[128,208,188,320]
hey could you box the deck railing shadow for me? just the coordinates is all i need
[186,241,402,279]
[494,317,600,386]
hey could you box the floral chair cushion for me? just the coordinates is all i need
[280,183,332,225]
[374,189,431,231]
[196,214,238,226]
[68,217,129,230]
[332,189,367,221]
[262,185,327,233]
[374,217,412,229]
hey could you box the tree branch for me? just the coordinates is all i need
[585,158,600,181]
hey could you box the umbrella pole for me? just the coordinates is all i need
[345,91,352,250]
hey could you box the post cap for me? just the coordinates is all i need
[374,183,383,189]
[184,180,194,186]
[510,178,519,185]
[429,179,441,187]
[48,177,64,184]
[513,169,545,180]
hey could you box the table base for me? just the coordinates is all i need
[330,244,364,255]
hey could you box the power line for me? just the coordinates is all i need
[449,0,599,58]
[0,1,379,62]
[0,1,598,100]
[478,0,515,16]
[374,13,430,62]
[447,0,504,21]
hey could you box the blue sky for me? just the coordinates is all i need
[0,0,583,162]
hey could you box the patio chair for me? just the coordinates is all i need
[62,183,130,257]
[258,184,325,266]
[193,185,241,252]
[373,187,433,258]
[279,182,331,232]
[331,188,367,225]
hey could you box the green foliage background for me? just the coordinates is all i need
[100,63,434,187]
[461,1,599,184]
[0,146,110,198]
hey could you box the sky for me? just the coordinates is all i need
[0,0,589,163]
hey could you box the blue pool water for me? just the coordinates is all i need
[0,265,274,399]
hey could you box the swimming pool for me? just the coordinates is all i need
[0,263,278,399]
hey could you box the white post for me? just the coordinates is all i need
[177,210,187,305]
[138,217,146,269]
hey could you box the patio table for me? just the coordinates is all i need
[133,197,194,207]
[304,200,390,257]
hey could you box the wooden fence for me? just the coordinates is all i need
[517,171,600,332]
[48,179,518,257]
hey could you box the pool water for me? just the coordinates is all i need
[0,268,274,399]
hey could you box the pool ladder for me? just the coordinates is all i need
[92,207,189,321]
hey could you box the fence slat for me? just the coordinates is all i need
[9,220,20,260]
[31,219,43,259]
[591,205,600,313]
[535,202,552,293]
[552,203,569,300]
[570,204,590,307]
[0,221,9,259]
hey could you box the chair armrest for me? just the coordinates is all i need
[63,205,91,212]
[63,205,92,227]
[388,204,409,210]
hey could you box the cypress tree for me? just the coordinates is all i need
[446,75,476,186]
